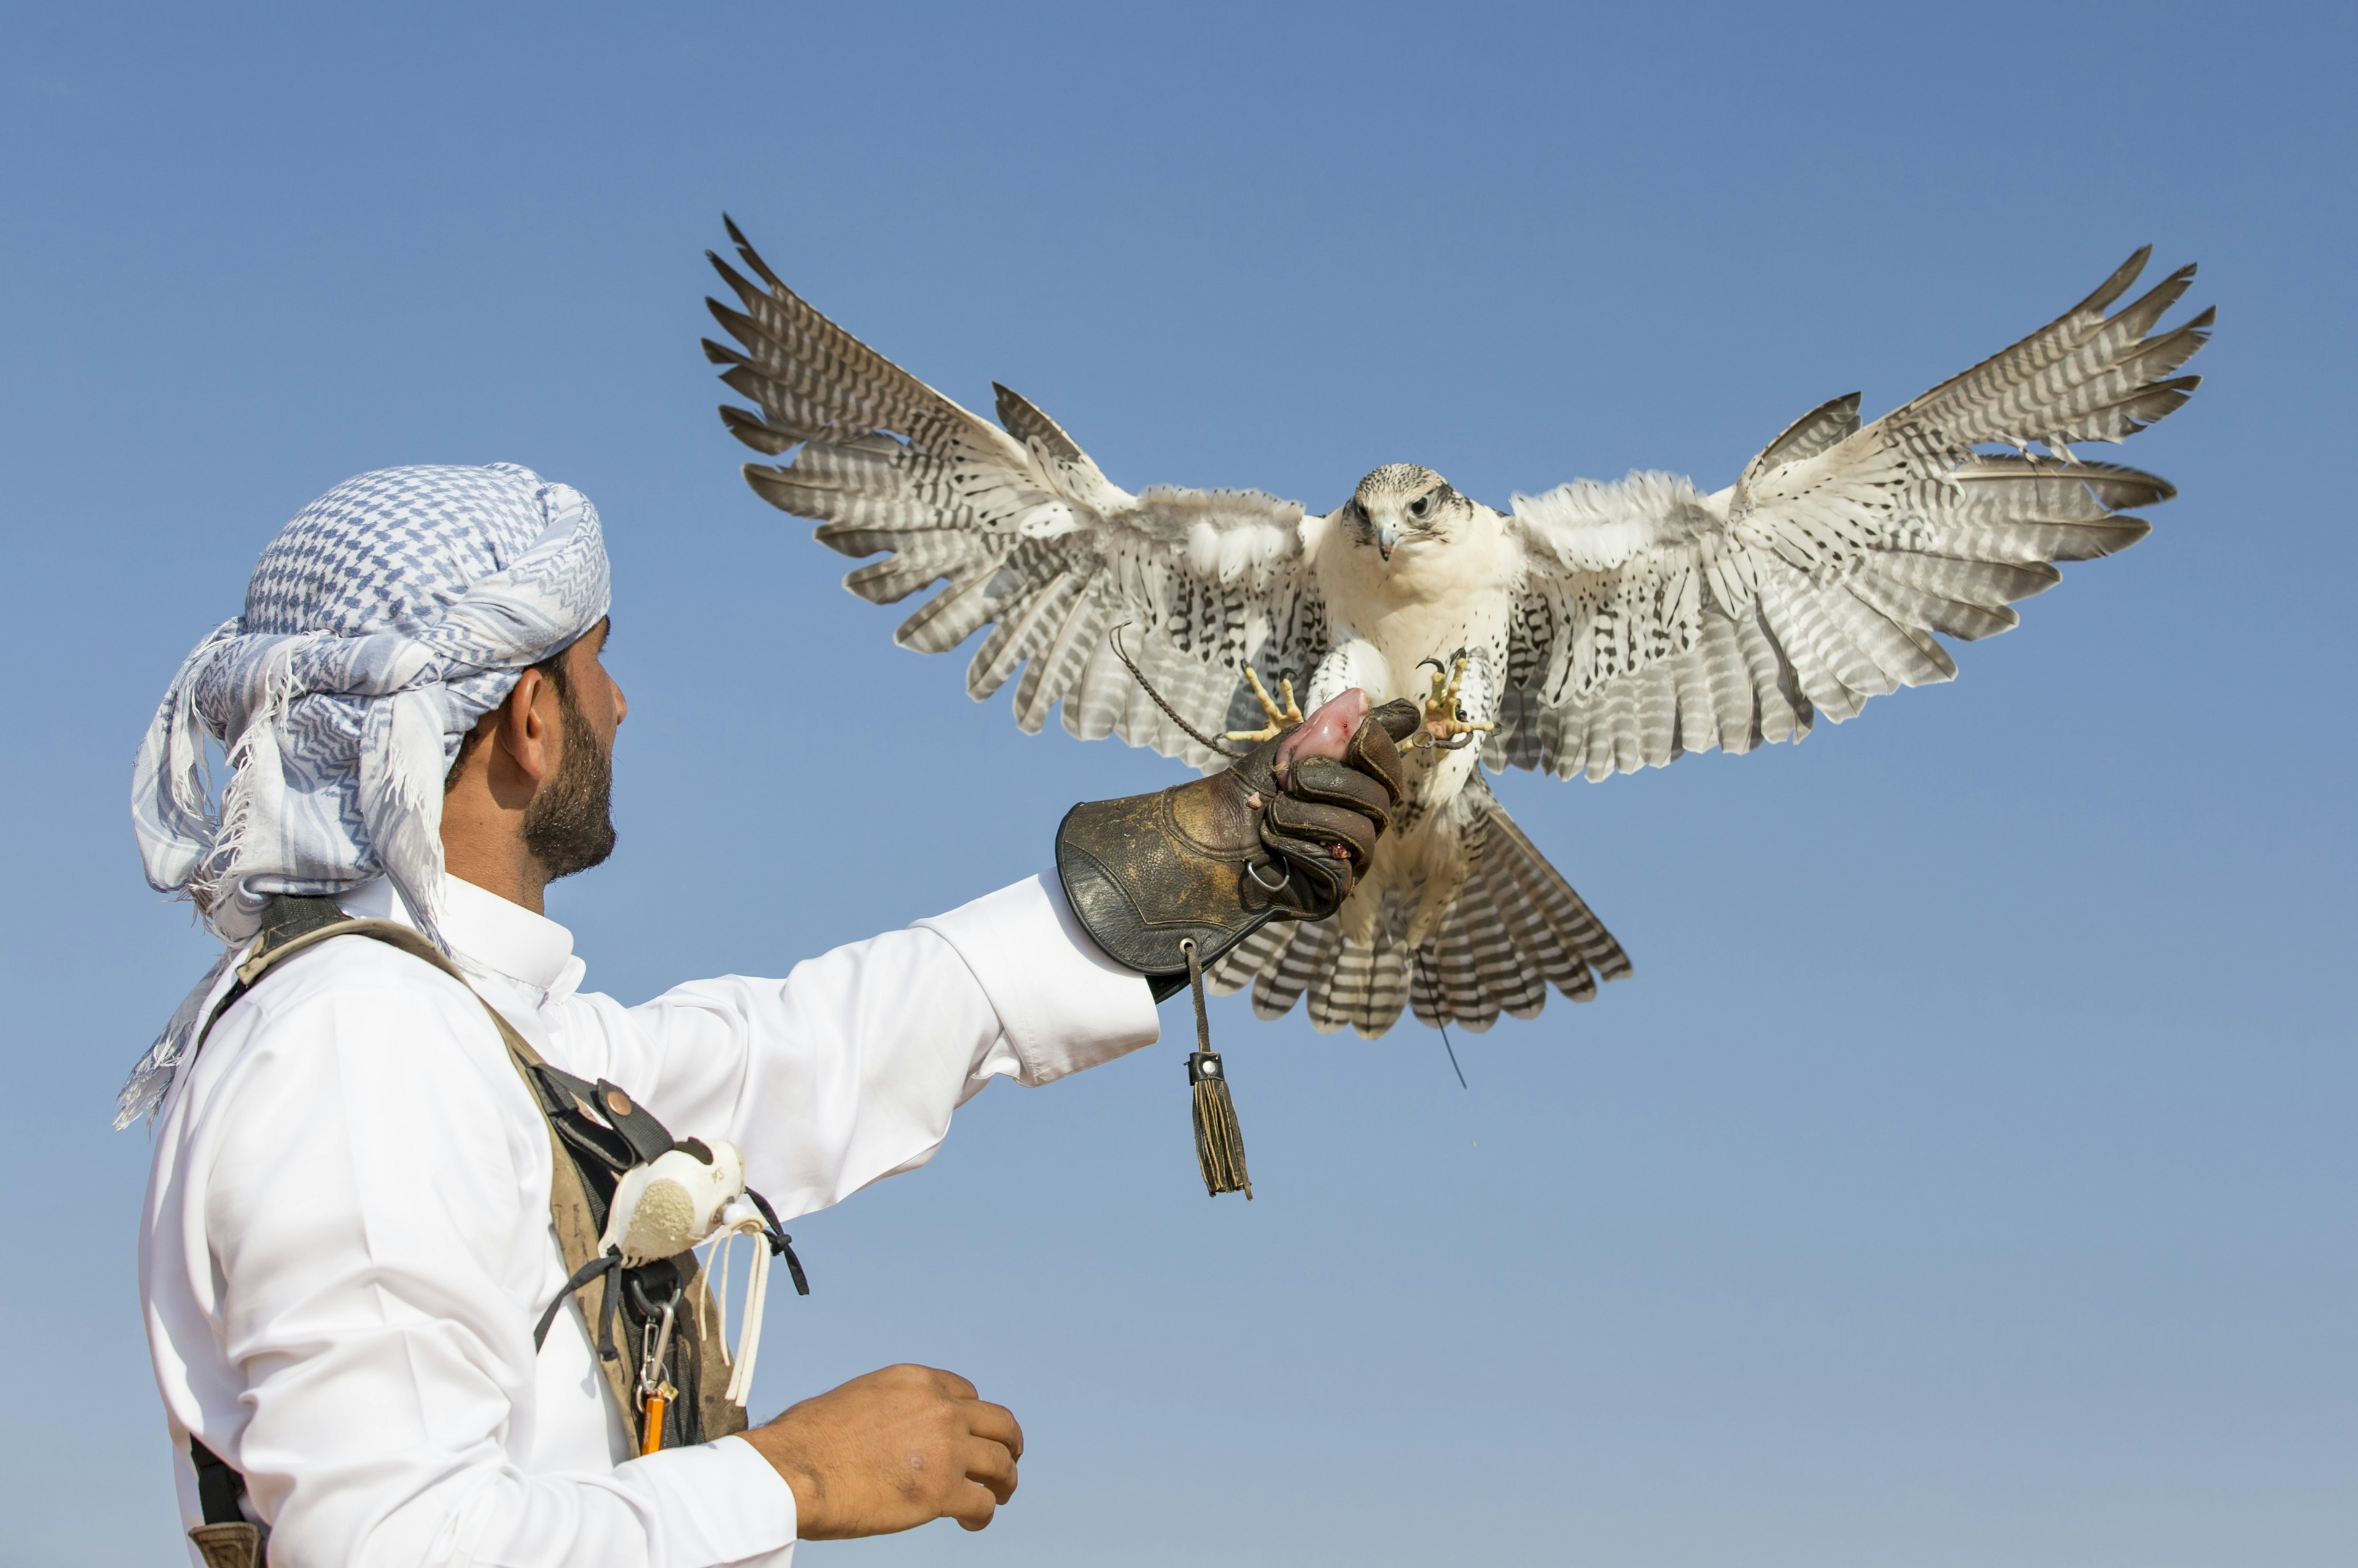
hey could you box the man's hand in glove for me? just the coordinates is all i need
[1055,689,1419,993]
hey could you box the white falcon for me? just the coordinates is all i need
[703,222,2208,1039]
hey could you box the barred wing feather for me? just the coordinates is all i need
[704,220,1326,769]
[1494,249,2207,782]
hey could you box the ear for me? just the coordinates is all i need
[492,667,564,786]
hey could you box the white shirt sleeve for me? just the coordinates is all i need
[553,875,1161,1218]
[163,946,802,1568]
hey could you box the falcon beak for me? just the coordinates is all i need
[1377,523,1399,561]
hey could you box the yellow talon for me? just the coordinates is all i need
[1418,656,1495,751]
[1224,668,1304,743]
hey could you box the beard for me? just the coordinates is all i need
[521,682,617,883]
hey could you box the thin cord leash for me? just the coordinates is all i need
[1414,947,1469,1090]
[1107,624,1250,759]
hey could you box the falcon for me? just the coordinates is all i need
[701,221,2208,1039]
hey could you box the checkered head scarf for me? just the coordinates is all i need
[119,463,611,1125]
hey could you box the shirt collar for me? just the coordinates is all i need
[338,874,581,995]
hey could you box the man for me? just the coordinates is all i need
[126,464,1409,1567]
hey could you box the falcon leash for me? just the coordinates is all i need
[1106,622,1249,759]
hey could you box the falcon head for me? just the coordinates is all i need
[1345,464,1474,562]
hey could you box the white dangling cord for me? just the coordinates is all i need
[726,1227,772,1408]
[699,1209,775,1408]
[699,1233,728,1355]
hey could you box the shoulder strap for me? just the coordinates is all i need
[188,904,477,1064]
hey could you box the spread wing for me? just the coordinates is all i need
[1494,248,2209,781]
[702,220,1328,768]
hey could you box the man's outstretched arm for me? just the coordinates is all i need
[569,872,1159,1219]
[570,694,1417,1223]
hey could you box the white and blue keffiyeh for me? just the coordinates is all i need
[119,463,612,1126]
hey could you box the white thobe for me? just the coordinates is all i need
[139,872,1161,1567]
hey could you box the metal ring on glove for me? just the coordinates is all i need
[1247,858,1291,892]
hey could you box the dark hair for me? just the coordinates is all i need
[442,650,573,791]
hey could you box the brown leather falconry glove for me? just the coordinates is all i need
[1056,697,1420,999]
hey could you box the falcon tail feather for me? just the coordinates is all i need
[1207,798,1629,1039]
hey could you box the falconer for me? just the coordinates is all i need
[126,464,1412,1568]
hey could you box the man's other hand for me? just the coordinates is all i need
[739,1364,1024,1539]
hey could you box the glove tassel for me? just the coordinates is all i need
[1180,939,1251,1199]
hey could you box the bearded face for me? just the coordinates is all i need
[523,676,617,882]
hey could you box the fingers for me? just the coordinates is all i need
[951,1481,1000,1532]
[1260,828,1355,906]
[1264,794,1380,865]
[1287,755,1395,825]
[946,1436,1019,1532]
[965,1397,1024,1461]
[964,1434,1020,1502]
[1252,707,1412,923]
[916,1368,1019,1459]
[1366,696,1423,745]
[1347,708,1414,798]
[908,1368,1023,1505]
[1256,831,1353,912]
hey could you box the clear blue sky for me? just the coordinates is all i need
[3,3,2349,1564]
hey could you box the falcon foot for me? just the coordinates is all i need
[1225,668,1304,743]
[1417,656,1494,753]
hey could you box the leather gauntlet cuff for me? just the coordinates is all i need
[1055,699,1417,995]
[1055,781,1288,1001]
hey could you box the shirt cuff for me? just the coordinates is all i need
[916,874,1161,1085]
[626,1436,798,1564]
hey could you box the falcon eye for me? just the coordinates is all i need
[1410,497,1429,518]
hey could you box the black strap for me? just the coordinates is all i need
[189,1437,247,1526]
[590,1078,683,1166]
[526,1066,637,1191]
[257,894,351,946]
[534,1250,622,1353]
[528,1061,687,1169]
[742,1187,812,1297]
